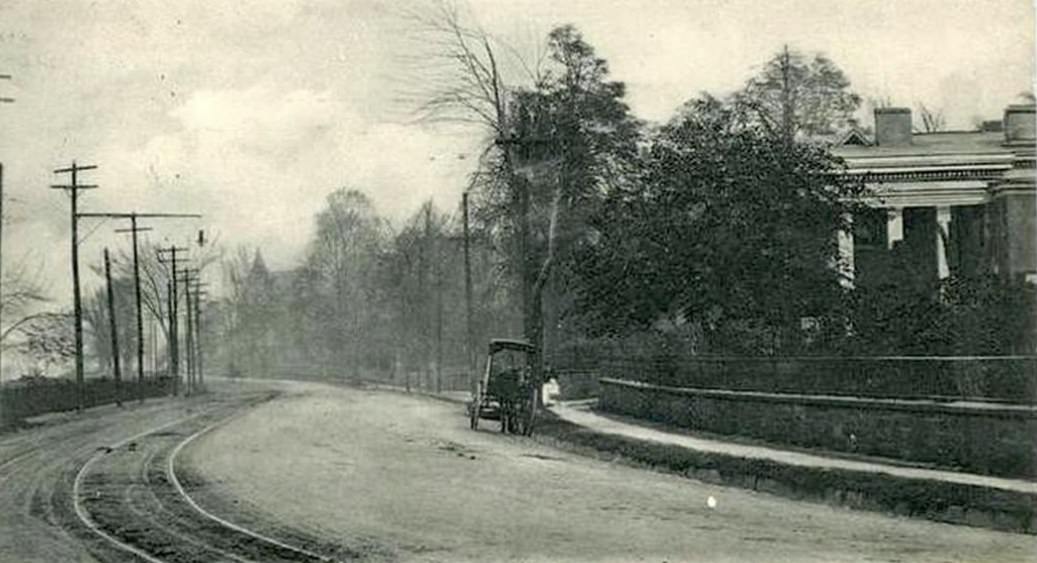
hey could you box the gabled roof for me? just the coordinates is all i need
[836,127,872,147]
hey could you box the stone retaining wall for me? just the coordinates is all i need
[599,377,1037,479]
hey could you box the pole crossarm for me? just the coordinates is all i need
[53,164,97,174]
[77,212,201,219]
[51,184,98,190]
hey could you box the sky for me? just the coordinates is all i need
[0,0,1033,307]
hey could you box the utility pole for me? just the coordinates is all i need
[434,220,443,394]
[462,191,474,391]
[157,246,189,394]
[495,134,551,383]
[103,248,122,406]
[148,317,156,377]
[51,161,98,412]
[179,268,195,395]
[166,278,175,391]
[422,203,431,390]
[193,231,207,391]
[189,278,208,392]
[80,212,200,402]
[178,268,202,395]
[0,73,14,386]
[114,217,151,403]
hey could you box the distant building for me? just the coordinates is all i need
[832,104,1036,286]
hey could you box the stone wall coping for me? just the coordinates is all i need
[599,377,1037,419]
[595,355,1037,362]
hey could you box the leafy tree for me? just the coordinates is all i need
[304,189,389,377]
[496,25,641,365]
[737,45,861,141]
[571,96,865,354]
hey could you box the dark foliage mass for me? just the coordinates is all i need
[570,96,866,354]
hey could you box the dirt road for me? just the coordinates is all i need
[0,392,224,562]
[0,380,324,563]
[187,382,1037,563]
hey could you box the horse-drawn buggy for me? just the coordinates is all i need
[469,339,539,435]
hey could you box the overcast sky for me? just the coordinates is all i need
[0,0,1033,305]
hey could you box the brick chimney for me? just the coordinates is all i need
[1003,104,1035,144]
[874,107,912,146]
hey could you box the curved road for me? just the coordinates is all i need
[0,380,322,562]
[186,381,1037,563]
[2,379,1035,562]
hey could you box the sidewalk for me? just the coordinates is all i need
[550,401,1037,495]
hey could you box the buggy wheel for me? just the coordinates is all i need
[469,384,482,430]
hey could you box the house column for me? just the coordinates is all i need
[936,205,952,279]
[886,208,904,249]
[837,212,854,287]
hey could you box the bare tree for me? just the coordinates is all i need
[915,103,946,133]
[399,1,546,354]
[0,258,50,352]
[737,45,861,140]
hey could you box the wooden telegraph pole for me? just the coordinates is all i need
[462,191,475,391]
[193,231,207,391]
[180,268,195,395]
[0,73,14,386]
[434,219,443,394]
[421,203,431,390]
[196,288,206,390]
[51,162,99,412]
[157,246,188,393]
[103,248,123,406]
[185,275,207,393]
[177,268,203,395]
[166,278,174,388]
[114,217,151,403]
[79,213,200,403]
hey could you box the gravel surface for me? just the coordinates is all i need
[188,381,1037,563]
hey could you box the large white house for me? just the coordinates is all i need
[833,104,1035,286]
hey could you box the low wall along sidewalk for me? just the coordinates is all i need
[598,377,1037,479]
[1,377,175,428]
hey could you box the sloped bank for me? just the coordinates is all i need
[533,407,1037,535]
